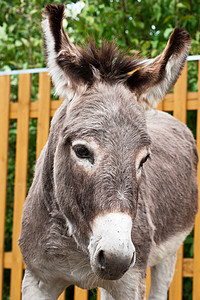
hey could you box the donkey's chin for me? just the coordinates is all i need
[92,265,131,281]
[93,268,127,281]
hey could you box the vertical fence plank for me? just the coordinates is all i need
[74,286,88,300]
[58,290,66,300]
[0,75,10,299]
[96,288,101,300]
[10,74,31,300]
[156,99,164,111]
[173,63,187,123]
[169,247,184,300]
[193,60,200,300]
[169,63,187,300]
[36,72,51,159]
[146,268,151,298]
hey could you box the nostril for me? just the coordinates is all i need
[98,250,106,270]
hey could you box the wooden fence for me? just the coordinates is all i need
[0,59,200,300]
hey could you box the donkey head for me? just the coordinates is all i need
[42,4,190,280]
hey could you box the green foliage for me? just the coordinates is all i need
[89,289,97,300]
[0,0,199,72]
[183,278,193,300]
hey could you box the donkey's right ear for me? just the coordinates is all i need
[42,4,93,100]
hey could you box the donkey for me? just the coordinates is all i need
[19,4,198,300]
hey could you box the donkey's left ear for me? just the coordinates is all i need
[127,28,191,110]
[42,4,93,100]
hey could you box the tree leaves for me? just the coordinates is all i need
[164,27,174,39]
[0,0,199,72]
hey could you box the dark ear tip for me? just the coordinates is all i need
[171,27,191,43]
[44,4,65,17]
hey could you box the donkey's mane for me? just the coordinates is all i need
[79,41,143,82]
[57,39,144,85]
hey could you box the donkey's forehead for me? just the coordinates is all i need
[69,83,139,116]
[92,81,137,99]
[64,83,150,147]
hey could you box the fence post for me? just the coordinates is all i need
[36,72,51,159]
[193,60,200,300]
[168,63,187,300]
[74,286,88,300]
[146,268,151,298]
[58,290,66,300]
[97,288,101,300]
[10,74,31,300]
[0,75,10,299]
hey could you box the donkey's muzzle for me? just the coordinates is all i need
[88,213,136,280]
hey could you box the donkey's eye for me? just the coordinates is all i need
[139,153,150,170]
[73,145,90,158]
[72,144,94,163]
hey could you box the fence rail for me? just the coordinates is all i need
[0,59,200,300]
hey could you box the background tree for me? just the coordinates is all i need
[0,0,199,71]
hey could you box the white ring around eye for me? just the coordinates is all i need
[71,139,104,172]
